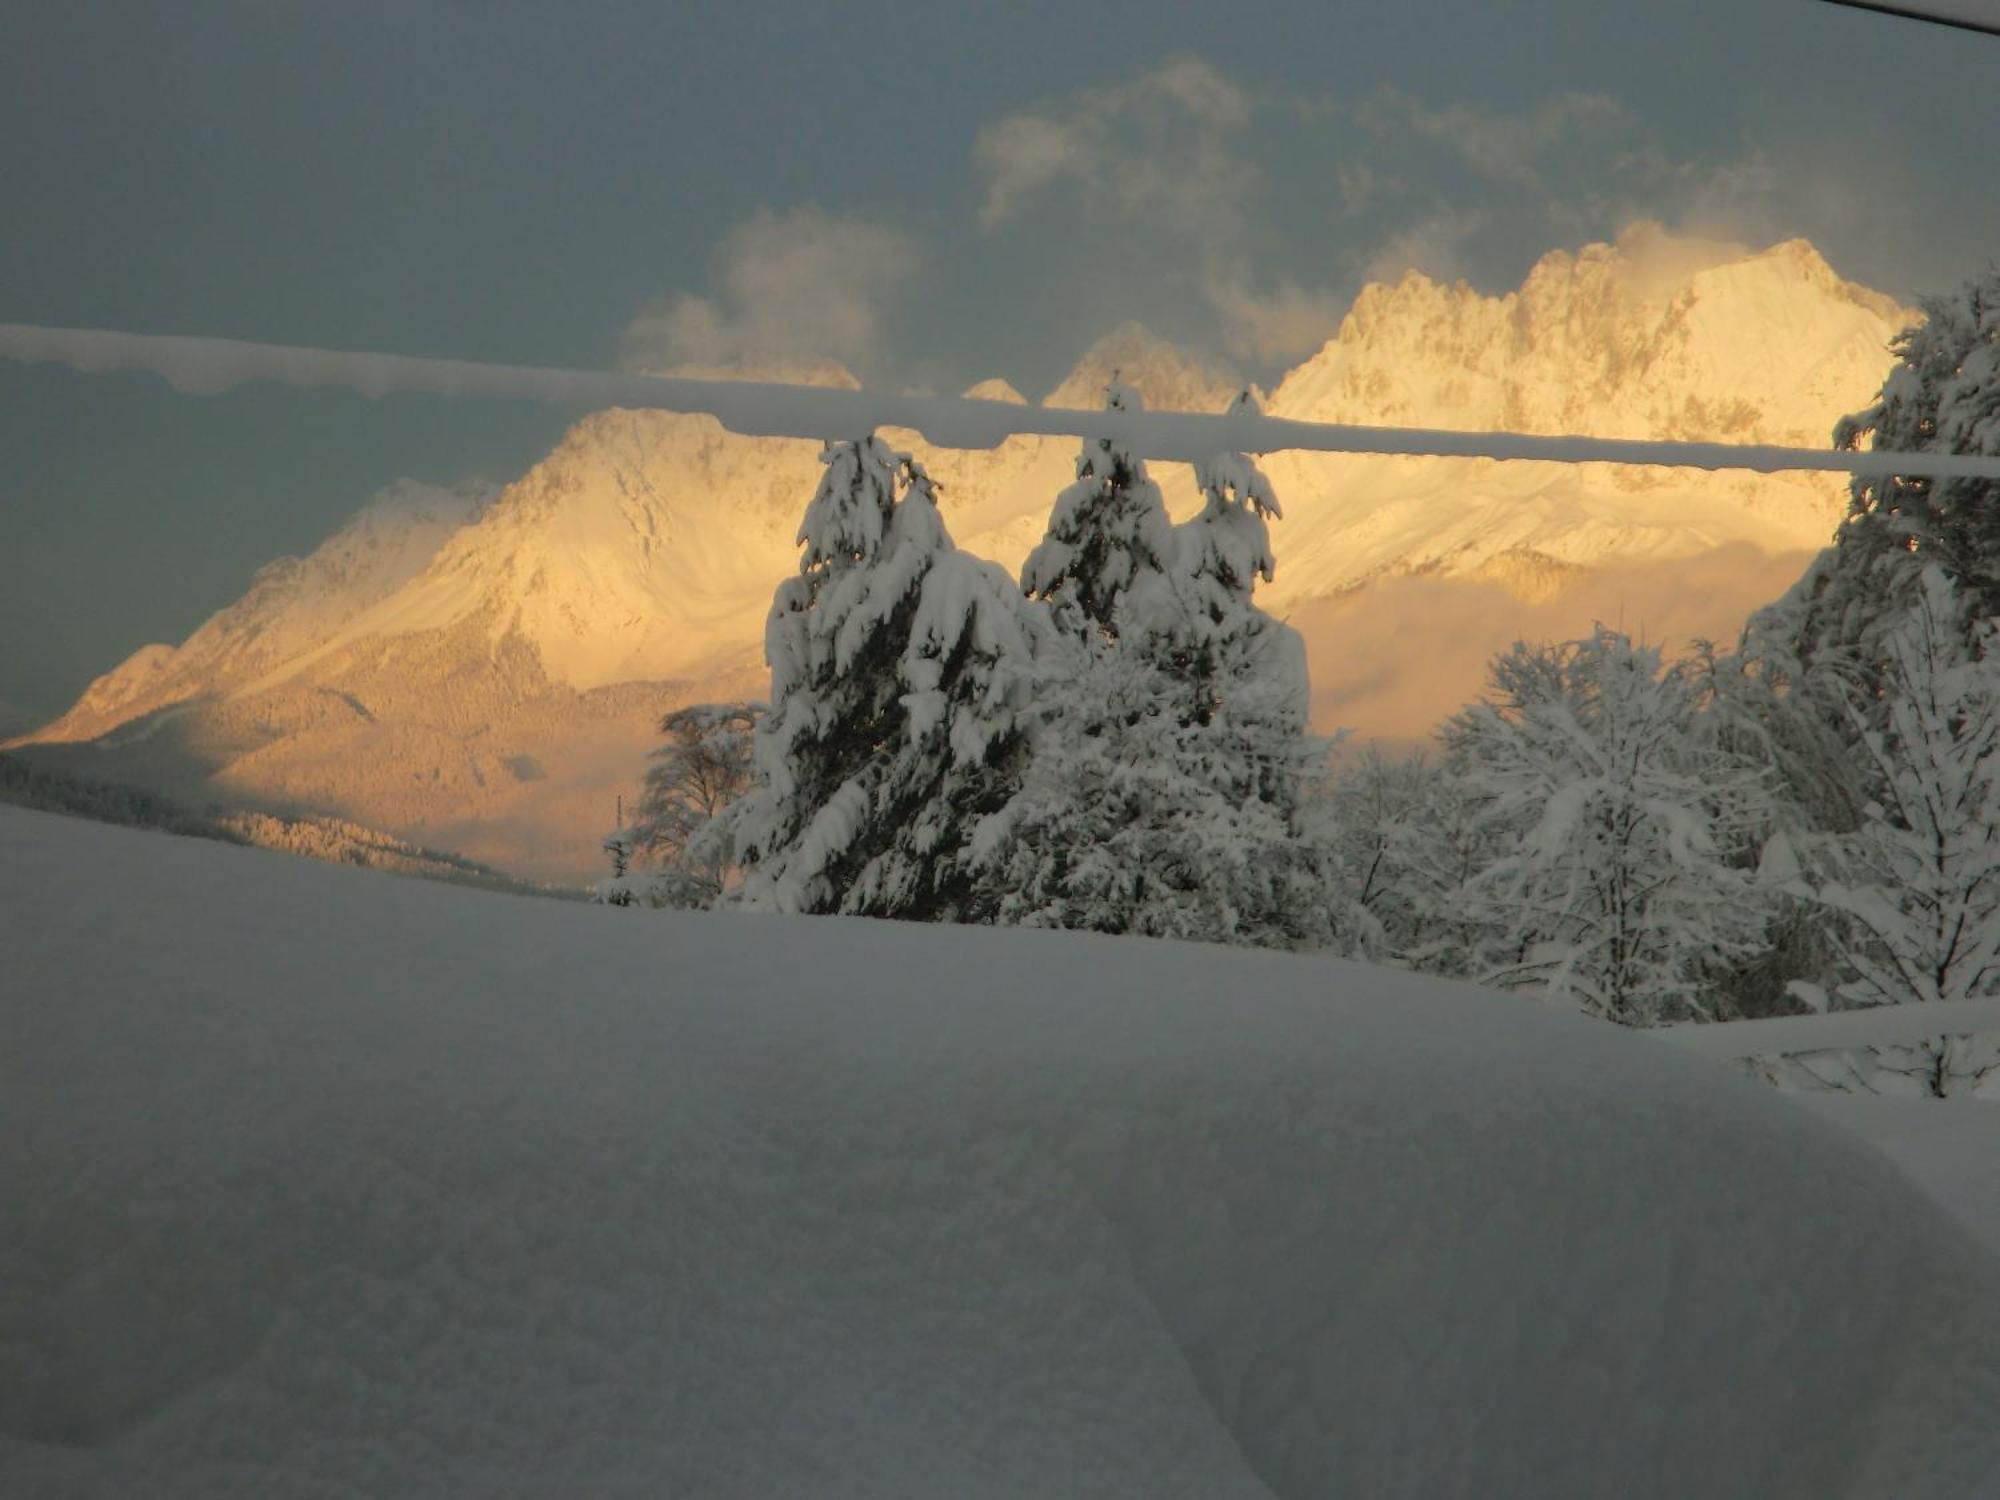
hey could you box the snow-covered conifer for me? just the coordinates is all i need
[1804,567,2000,1007]
[842,460,1044,921]
[1771,269,2000,687]
[1021,381,1179,644]
[1444,629,1773,1024]
[728,440,1039,919]
[986,396,1339,952]
[1181,389,1281,630]
[596,825,638,906]
[727,435,908,913]
[1171,387,1302,722]
[976,643,1336,950]
[1721,276,2000,991]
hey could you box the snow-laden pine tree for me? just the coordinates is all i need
[726,434,903,914]
[1802,566,2000,1008]
[727,439,1039,919]
[1180,391,1281,647]
[1174,388,1307,717]
[983,389,1343,951]
[1754,269,2000,734]
[1443,629,1773,1024]
[973,642,1336,949]
[1021,381,1181,645]
[840,460,1045,920]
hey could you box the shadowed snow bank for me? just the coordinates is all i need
[2,805,1996,1498]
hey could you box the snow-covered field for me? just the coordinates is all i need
[1657,1002,2000,1254]
[4,804,1998,1497]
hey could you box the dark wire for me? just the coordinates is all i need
[1816,0,2000,39]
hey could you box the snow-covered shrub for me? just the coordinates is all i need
[1442,628,1774,1024]
[598,702,765,909]
[1796,567,2000,1008]
[1315,747,1495,971]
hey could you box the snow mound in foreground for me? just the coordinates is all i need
[2,805,1996,1499]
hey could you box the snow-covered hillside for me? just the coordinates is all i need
[34,478,496,742]
[2,804,1996,1497]
[11,227,1914,877]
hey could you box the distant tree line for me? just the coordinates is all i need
[1,750,544,895]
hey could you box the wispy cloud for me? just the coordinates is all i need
[619,207,919,376]
[1358,208,1490,287]
[965,61,1850,370]
[1358,90,1634,193]
[974,57,1253,234]
[1199,265,1346,364]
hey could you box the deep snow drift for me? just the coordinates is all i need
[3,804,1998,1498]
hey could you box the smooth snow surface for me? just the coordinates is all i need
[1799,1098,2000,1260]
[4,804,1999,1498]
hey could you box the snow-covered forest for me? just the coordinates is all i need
[604,271,2000,1037]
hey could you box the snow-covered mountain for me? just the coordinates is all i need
[1261,224,1911,598]
[37,478,496,741]
[11,226,1914,879]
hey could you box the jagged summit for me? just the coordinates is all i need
[1042,322,1240,414]
[962,377,1027,404]
[1273,221,1913,446]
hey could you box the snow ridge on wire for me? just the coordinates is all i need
[7,321,2000,479]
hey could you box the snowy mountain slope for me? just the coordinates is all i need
[13,228,1913,877]
[1255,224,1913,608]
[3,803,1997,1498]
[32,479,494,745]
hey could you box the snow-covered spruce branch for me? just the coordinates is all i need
[10,321,2000,477]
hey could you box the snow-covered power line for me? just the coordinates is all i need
[7,320,2000,480]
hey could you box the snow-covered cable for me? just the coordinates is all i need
[8,321,2000,479]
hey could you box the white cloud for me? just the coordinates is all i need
[1200,265,1345,364]
[974,56,1255,236]
[1362,90,1634,191]
[969,65,1813,368]
[1358,208,1490,287]
[973,59,1349,366]
[620,207,919,376]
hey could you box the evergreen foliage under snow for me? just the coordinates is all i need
[726,439,1041,920]
[1021,382,1180,644]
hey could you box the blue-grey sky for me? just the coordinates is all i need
[4,0,1997,717]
